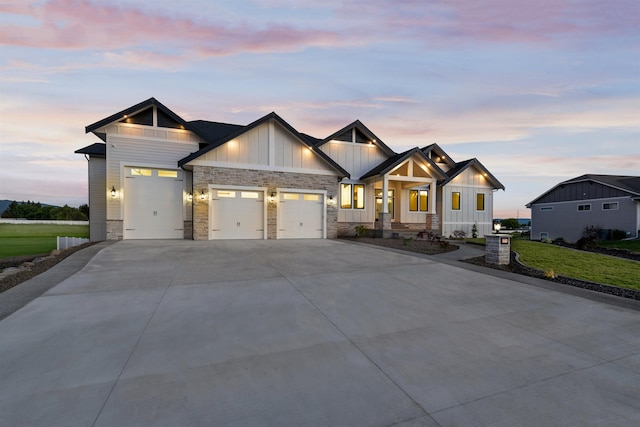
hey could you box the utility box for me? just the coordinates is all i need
[485,234,511,265]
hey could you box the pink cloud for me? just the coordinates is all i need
[0,0,346,56]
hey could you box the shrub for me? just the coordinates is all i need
[612,229,627,240]
[354,225,368,237]
[452,230,466,239]
[471,223,478,238]
[578,225,600,250]
[416,230,448,249]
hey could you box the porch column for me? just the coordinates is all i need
[378,175,392,237]
[430,181,436,214]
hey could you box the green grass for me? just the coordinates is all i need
[0,224,89,259]
[598,239,640,253]
[511,239,640,290]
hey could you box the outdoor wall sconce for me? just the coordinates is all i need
[187,192,193,201]
[268,192,276,203]
[327,195,335,206]
[110,186,116,198]
[200,190,206,200]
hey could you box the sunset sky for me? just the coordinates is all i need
[1,0,638,218]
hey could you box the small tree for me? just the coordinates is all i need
[576,225,600,250]
[471,223,478,238]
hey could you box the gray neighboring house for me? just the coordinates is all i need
[526,174,640,242]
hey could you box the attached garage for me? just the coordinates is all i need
[209,188,266,239]
[278,191,325,239]
[123,167,184,239]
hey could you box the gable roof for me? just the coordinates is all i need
[527,174,640,206]
[441,158,505,190]
[316,120,396,157]
[75,142,106,157]
[178,112,349,177]
[421,143,456,167]
[186,120,244,144]
[360,147,447,180]
[85,97,192,137]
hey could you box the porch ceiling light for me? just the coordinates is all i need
[110,186,116,198]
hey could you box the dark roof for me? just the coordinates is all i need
[74,143,106,157]
[187,120,244,143]
[360,147,447,180]
[178,112,349,177]
[421,143,456,167]
[316,120,396,156]
[85,97,190,135]
[527,174,640,206]
[564,174,640,195]
[441,158,505,190]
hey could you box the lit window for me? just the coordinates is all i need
[283,193,299,200]
[409,189,428,212]
[303,194,319,201]
[452,192,461,210]
[577,204,591,212]
[241,192,259,199]
[341,183,364,209]
[158,170,178,178]
[603,202,618,210]
[218,191,235,198]
[476,193,485,211]
[131,168,152,176]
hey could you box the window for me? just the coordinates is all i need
[540,206,554,211]
[241,192,259,199]
[303,194,319,201]
[131,168,152,176]
[452,192,461,210]
[158,170,178,178]
[603,202,619,210]
[577,204,591,212]
[341,183,364,209]
[217,191,235,198]
[283,193,299,200]
[476,193,485,211]
[409,189,429,212]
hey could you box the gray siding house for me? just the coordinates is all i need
[526,175,640,242]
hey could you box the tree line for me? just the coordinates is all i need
[1,201,89,221]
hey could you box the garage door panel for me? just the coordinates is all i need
[279,192,324,239]
[210,189,264,239]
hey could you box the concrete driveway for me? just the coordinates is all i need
[1,240,639,426]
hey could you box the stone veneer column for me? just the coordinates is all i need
[485,234,511,265]
[378,213,392,238]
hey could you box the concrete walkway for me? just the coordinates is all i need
[1,240,639,426]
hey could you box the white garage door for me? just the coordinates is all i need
[210,189,265,239]
[124,168,184,239]
[278,192,324,239]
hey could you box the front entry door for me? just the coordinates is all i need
[375,189,395,220]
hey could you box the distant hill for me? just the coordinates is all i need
[0,200,60,216]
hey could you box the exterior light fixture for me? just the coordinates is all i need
[494,222,502,233]
[269,192,276,203]
[111,186,116,198]
[200,190,206,200]
[187,192,193,201]
[328,195,335,205]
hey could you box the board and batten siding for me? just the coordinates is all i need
[319,140,388,179]
[105,124,200,220]
[530,196,639,242]
[337,183,376,224]
[88,156,106,241]
[189,121,338,175]
[441,168,494,237]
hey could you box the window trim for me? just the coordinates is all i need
[409,189,429,212]
[602,202,619,211]
[577,204,591,212]
[451,192,461,211]
[340,183,365,210]
[476,193,485,211]
[540,206,554,211]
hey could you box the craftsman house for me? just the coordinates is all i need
[527,174,640,242]
[76,98,504,241]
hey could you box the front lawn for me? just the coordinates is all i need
[598,239,640,253]
[511,239,640,290]
[0,224,89,259]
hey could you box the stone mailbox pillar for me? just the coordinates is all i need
[485,234,511,265]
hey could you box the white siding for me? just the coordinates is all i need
[441,168,494,237]
[338,184,376,223]
[192,121,337,175]
[105,125,199,220]
[319,140,388,179]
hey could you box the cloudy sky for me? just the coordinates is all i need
[1,0,638,218]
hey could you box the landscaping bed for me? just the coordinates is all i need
[340,237,458,255]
